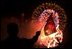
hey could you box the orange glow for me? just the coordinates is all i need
[38,24,63,48]
[36,9,63,48]
[32,3,67,48]
[45,21,56,35]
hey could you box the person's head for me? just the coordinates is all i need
[7,23,19,37]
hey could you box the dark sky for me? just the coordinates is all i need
[0,0,72,18]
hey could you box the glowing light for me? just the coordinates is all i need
[38,24,63,48]
[32,3,67,48]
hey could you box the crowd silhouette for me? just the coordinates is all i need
[1,23,40,48]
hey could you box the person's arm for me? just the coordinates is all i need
[21,31,40,48]
[28,31,40,47]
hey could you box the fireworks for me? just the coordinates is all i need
[32,3,67,48]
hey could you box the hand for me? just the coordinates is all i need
[31,31,40,42]
[35,31,40,37]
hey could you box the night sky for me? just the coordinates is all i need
[1,0,72,48]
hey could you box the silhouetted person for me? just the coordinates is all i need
[1,23,40,48]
